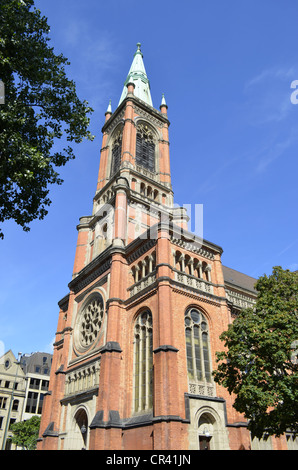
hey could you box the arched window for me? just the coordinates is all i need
[185,308,211,383]
[111,129,122,175]
[136,124,155,173]
[133,310,153,413]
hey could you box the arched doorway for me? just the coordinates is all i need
[72,407,88,450]
[198,412,216,450]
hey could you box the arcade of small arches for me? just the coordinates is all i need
[130,252,157,284]
[132,178,168,206]
[174,250,212,283]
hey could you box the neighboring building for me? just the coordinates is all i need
[37,44,293,450]
[0,350,52,450]
[0,351,26,450]
[20,352,52,421]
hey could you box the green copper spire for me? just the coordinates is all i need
[118,43,153,107]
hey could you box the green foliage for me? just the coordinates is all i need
[213,266,298,439]
[0,0,94,238]
[10,415,41,450]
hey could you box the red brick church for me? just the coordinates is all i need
[37,44,288,450]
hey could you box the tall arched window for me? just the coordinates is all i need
[136,124,155,173]
[185,308,211,383]
[133,310,153,413]
[111,129,122,175]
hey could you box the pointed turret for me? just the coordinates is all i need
[105,99,112,121]
[160,93,168,114]
[106,99,112,114]
[118,43,153,107]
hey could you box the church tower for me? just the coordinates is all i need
[37,44,261,451]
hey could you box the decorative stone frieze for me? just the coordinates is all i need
[225,288,256,310]
[64,359,100,398]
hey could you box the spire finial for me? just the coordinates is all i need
[136,42,141,51]
[105,99,112,117]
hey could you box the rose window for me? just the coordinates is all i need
[78,296,104,350]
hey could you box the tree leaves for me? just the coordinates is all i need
[0,0,94,238]
[10,415,41,450]
[213,266,298,439]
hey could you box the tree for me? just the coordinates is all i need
[213,266,298,439]
[10,415,41,450]
[0,0,94,238]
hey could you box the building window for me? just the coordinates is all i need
[12,400,19,411]
[9,418,16,429]
[133,310,153,413]
[111,129,122,175]
[41,380,49,391]
[136,124,155,173]
[37,394,44,414]
[185,308,211,383]
[30,378,40,390]
[25,391,38,414]
[0,397,7,409]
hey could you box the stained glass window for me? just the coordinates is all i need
[133,310,153,412]
[136,124,155,173]
[184,309,211,383]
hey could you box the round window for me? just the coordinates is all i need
[75,295,104,352]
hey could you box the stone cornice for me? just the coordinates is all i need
[225,281,258,296]
[102,95,170,135]
[68,250,112,294]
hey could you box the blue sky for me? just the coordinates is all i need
[1,0,298,358]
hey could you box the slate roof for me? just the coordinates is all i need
[222,265,257,293]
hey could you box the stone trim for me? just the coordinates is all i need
[69,258,111,294]
[184,393,227,425]
[42,421,59,438]
[89,411,187,430]
[153,345,179,354]
[100,341,122,354]
[89,410,122,429]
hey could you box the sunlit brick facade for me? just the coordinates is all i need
[37,44,290,451]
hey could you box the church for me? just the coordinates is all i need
[37,44,288,450]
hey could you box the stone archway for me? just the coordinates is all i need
[198,412,216,450]
[71,407,89,450]
[195,406,230,450]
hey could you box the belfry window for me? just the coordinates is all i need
[136,124,155,173]
[185,308,211,383]
[133,310,153,413]
[111,130,122,175]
